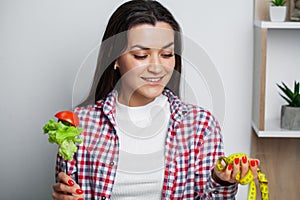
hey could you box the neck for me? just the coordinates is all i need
[118,91,155,107]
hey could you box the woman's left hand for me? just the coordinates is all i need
[213,156,259,185]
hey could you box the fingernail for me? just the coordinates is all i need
[250,160,256,167]
[227,164,233,170]
[242,156,247,164]
[68,179,74,186]
[78,198,84,200]
[234,158,240,165]
[255,160,259,166]
[76,189,83,195]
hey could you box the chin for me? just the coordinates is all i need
[142,86,164,99]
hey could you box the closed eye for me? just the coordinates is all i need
[134,55,148,60]
[161,53,174,58]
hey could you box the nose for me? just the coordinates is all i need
[147,54,163,74]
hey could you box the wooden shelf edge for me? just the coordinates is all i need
[251,121,300,138]
[254,20,300,29]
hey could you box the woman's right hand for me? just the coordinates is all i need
[52,172,84,200]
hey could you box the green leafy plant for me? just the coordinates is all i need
[270,0,286,6]
[277,81,300,107]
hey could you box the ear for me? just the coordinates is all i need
[115,59,120,67]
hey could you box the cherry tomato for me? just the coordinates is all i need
[54,111,80,127]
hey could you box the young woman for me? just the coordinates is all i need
[52,1,259,199]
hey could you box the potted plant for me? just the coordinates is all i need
[277,81,300,130]
[270,0,287,22]
[289,0,300,21]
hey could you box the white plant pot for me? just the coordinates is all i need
[269,6,287,22]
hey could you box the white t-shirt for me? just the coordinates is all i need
[110,94,170,200]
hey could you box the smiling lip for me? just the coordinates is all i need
[141,76,164,85]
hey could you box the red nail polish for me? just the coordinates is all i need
[242,156,247,164]
[78,198,84,200]
[227,164,233,170]
[234,158,240,165]
[250,160,256,167]
[255,160,259,166]
[76,189,83,195]
[68,179,74,186]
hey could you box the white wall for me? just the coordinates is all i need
[0,0,253,199]
[265,30,300,125]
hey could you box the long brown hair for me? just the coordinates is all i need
[81,0,182,106]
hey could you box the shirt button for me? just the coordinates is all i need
[101,196,106,200]
[213,191,219,194]
[109,161,114,166]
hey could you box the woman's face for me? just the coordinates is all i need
[116,22,175,107]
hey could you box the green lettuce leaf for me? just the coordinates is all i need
[43,119,83,160]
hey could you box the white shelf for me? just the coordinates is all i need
[252,120,300,138]
[254,20,300,29]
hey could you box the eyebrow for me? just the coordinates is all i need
[129,42,174,50]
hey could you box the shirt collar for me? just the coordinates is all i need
[162,89,187,123]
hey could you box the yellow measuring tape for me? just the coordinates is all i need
[216,153,269,200]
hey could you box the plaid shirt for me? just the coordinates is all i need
[56,89,238,199]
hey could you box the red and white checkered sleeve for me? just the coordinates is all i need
[194,111,238,199]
